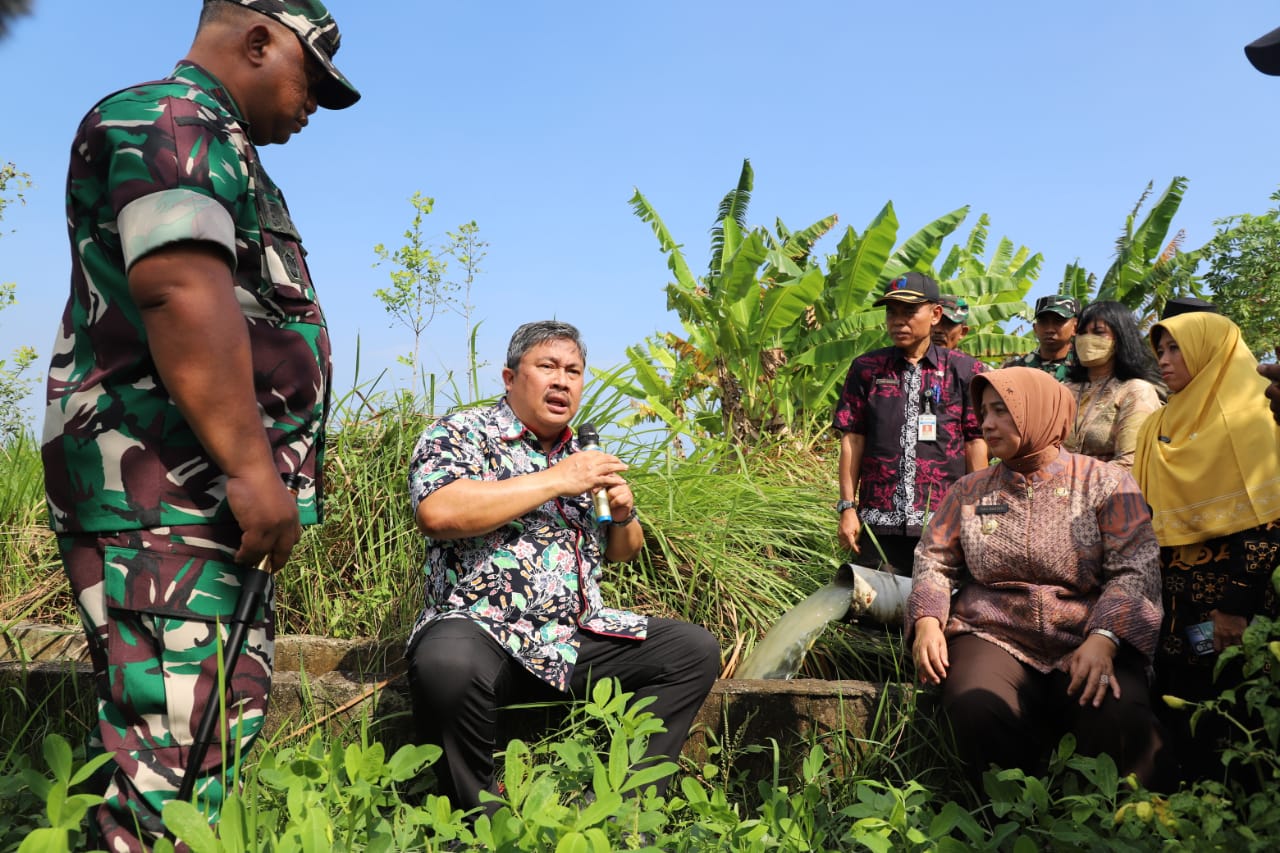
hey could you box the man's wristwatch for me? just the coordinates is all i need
[836,499,858,514]
[610,508,639,527]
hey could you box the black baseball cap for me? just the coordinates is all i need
[1246,25,1280,75]
[1033,294,1079,320]
[873,272,941,306]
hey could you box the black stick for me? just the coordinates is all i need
[176,557,272,803]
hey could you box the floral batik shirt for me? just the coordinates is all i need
[833,344,986,538]
[405,398,648,691]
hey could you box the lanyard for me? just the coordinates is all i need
[1072,376,1114,439]
[920,369,941,413]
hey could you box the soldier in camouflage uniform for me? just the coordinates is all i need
[1003,294,1080,381]
[931,294,970,350]
[41,2,358,848]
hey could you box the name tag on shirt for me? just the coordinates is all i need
[918,413,937,442]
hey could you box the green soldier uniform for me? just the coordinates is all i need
[1004,294,1081,382]
[45,60,330,530]
[42,2,358,848]
[1004,348,1079,382]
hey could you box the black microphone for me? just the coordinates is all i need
[576,423,612,524]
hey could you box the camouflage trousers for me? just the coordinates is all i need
[58,524,274,853]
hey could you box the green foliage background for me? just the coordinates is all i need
[0,162,37,442]
[4,159,1280,848]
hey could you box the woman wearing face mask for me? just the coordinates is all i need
[1135,312,1280,785]
[1063,301,1164,469]
[909,367,1170,792]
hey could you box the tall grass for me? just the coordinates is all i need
[617,431,904,681]
[278,383,430,639]
[0,432,62,627]
[2,370,893,684]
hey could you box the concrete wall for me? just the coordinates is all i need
[1,624,923,780]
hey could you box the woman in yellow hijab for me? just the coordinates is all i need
[1134,311,1280,785]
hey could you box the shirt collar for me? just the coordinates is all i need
[171,61,245,123]
[894,342,944,369]
[495,397,573,452]
[1036,350,1073,365]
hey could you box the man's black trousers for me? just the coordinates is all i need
[407,616,720,815]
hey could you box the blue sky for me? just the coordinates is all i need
[3,1,1280,425]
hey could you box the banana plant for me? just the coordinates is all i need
[617,160,1042,445]
[1095,177,1200,318]
[1036,178,1199,329]
[1059,261,1096,306]
[931,213,1040,360]
[626,160,833,442]
[787,202,970,413]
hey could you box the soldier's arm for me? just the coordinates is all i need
[128,241,300,570]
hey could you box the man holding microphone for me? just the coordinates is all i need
[404,320,720,817]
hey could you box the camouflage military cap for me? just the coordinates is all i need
[218,0,360,109]
[1033,293,1079,320]
[939,294,969,324]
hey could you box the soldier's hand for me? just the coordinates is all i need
[227,469,301,571]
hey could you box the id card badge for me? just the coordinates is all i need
[918,413,937,442]
[1184,621,1215,656]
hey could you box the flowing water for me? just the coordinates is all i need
[733,563,914,680]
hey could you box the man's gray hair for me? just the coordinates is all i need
[506,320,586,370]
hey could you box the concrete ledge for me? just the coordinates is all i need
[2,628,924,781]
[0,622,88,663]
[0,623,403,675]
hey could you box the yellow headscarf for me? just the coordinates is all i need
[1134,312,1280,546]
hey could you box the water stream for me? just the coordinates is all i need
[733,563,913,680]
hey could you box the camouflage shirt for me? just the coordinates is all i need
[1003,349,1078,382]
[43,62,330,533]
[406,398,648,692]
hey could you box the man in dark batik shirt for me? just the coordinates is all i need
[405,320,720,818]
[834,273,988,575]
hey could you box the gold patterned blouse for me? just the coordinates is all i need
[1063,377,1163,470]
